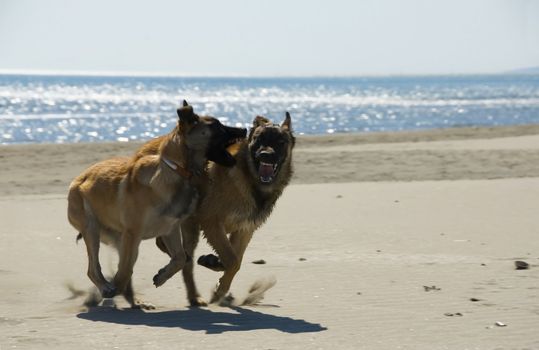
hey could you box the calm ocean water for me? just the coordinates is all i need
[1,74,539,144]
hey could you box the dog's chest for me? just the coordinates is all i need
[161,183,199,220]
[226,211,259,232]
[224,196,274,232]
[141,184,199,238]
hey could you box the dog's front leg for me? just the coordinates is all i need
[152,222,187,288]
[229,229,254,266]
[198,229,254,273]
[107,231,153,309]
[212,230,254,303]
[113,230,142,297]
[180,218,207,306]
[203,226,252,303]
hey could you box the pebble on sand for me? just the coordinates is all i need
[515,260,529,270]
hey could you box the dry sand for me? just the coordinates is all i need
[1,125,539,349]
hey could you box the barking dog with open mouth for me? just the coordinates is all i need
[67,101,246,308]
[156,112,295,305]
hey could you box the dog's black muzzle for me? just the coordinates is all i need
[207,125,247,167]
[224,125,247,140]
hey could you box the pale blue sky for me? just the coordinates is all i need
[0,0,538,76]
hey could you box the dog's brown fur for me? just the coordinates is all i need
[157,113,295,305]
[67,101,246,308]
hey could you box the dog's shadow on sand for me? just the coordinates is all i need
[77,306,327,334]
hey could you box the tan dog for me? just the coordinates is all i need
[156,113,295,305]
[67,101,246,308]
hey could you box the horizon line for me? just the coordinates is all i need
[0,68,532,79]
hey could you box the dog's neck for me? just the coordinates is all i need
[187,147,208,176]
[160,128,206,179]
[161,156,192,179]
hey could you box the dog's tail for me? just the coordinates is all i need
[67,175,87,243]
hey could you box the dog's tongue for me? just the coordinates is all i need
[259,163,274,181]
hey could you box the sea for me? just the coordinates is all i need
[1,74,539,145]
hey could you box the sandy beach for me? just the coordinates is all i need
[1,125,539,349]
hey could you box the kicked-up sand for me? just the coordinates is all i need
[1,125,539,349]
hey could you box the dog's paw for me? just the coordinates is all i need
[189,296,208,307]
[83,289,103,308]
[209,293,221,304]
[218,293,236,307]
[152,267,167,287]
[209,287,227,304]
[132,300,156,310]
[101,284,117,299]
[197,254,225,271]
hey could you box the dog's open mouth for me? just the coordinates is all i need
[259,162,278,183]
[224,137,242,149]
[223,138,243,157]
[209,133,246,168]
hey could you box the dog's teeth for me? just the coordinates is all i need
[260,162,277,168]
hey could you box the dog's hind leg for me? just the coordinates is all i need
[68,186,115,299]
[152,222,187,288]
[180,218,207,307]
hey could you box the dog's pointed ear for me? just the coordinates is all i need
[177,101,197,124]
[253,115,270,128]
[281,112,292,131]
